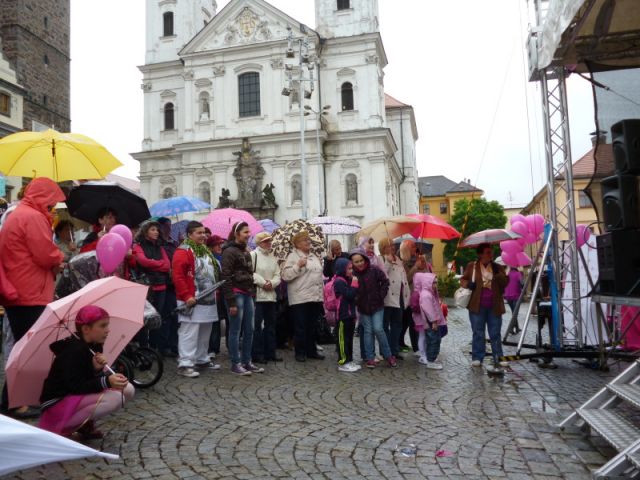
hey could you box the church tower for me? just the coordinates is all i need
[315,0,379,38]
[145,0,217,64]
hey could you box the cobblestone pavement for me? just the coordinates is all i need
[2,305,628,480]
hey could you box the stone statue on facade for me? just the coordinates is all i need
[217,188,235,208]
[232,138,265,208]
[262,183,277,208]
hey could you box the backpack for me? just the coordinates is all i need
[409,289,421,313]
[323,275,346,327]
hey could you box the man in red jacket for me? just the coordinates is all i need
[0,177,65,417]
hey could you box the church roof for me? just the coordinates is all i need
[384,93,410,109]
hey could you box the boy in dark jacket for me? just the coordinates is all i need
[38,305,133,438]
[350,249,397,368]
[333,258,360,372]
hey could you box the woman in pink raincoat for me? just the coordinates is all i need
[410,271,447,370]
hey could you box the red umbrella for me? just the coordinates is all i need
[407,214,461,240]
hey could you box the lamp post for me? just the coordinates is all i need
[304,105,330,216]
[282,26,316,219]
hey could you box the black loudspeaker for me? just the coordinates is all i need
[601,174,640,231]
[612,119,640,174]
[596,229,640,296]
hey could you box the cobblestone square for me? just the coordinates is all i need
[2,306,623,479]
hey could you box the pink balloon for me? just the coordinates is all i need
[576,224,592,248]
[516,252,532,266]
[500,239,522,254]
[501,251,518,268]
[110,224,133,247]
[516,236,528,248]
[510,214,526,227]
[524,232,539,245]
[532,214,545,236]
[96,233,127,274]
[511,221,528,237]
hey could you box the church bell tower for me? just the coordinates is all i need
[315,0,379,39]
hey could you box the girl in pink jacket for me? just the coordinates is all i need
[410,272,447,370]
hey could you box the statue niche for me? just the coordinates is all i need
[232,138,265,209]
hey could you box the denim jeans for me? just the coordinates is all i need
[253,301,277,360]
[360,309,392,361]
[383,307,403,357]
[469,307,503,362]
[227,294,254,365]
[425,328,442,362]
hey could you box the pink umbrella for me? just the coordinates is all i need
[201,208,264,239]
[6,277,148,409]
[407,214,461,240]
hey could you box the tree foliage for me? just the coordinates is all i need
[443,198,508,271]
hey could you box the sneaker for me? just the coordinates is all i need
[243,363,265,373]
[231,363,252,376]
[486,364,504,375]
[208,351,216,359]
[365,360,377,369]
[499,361,510,368]
[387,356,398,368]
[418,356,428,365]
[338,363,358,372]
[413,351,422,357]
[373,357,381,364]
[178,367,200,378]
[195,361,221,370]
[348,362,362,371]
[426,361,443,370]
[316,344,324,352]
[400,346,411,353]
[471,360,482,367]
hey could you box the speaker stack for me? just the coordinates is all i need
[596,119,640,297]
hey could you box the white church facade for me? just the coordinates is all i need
[134,0,419,227]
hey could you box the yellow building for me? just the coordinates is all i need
[418,175,483,276]
[521,143,614,239]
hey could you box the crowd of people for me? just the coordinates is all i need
[0,178,519,440]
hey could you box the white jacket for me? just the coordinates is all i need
[281,249,324,306]
[380,255,410,309]
[251,247,281,303]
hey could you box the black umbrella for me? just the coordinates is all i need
[66,181,151,227]
[393,237,433,254]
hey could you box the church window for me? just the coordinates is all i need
[199,181,211,205]
[238,72,261,118]
[164,102,175,130]
[341,82,354,111]
[345,174,358,204]
[163,12,174,37]
[0,93,10,116]
[162,187,175,199]
[337,0,350,10]
[199,92,210,121]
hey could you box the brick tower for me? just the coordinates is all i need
[0,0,70,131]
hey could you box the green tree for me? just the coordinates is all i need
[443,198,507,271]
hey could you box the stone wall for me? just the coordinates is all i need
[0,0,70,131]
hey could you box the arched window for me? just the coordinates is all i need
[345,173,358,204]
[199,181,211,205]
[162,187,175,199]
[238,72,260,117]
[337,0,350,10]
[341,82,354,111]
[163,12,174,36]
[291,174,302,204]
[164,102,175,130]
[199,92,210,121]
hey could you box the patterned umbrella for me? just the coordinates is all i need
[309,216,361,235]
[201,208,264,239]
[459,229,522,248]
[150,196,210,217]
[271,219,325,261]
[259,218,281,233]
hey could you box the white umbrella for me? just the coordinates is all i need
[0,414,119,476]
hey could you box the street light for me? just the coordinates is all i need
[304,104,331,216]
[282,26,317,220]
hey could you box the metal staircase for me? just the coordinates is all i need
[560,360,640,479]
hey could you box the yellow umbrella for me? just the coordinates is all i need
[358,215,422,241]
[0,129,122,182]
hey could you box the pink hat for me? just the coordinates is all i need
[75,305,109,326]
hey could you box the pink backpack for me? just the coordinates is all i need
[323,275,346,327]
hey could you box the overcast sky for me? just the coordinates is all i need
[70,0,596,207]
